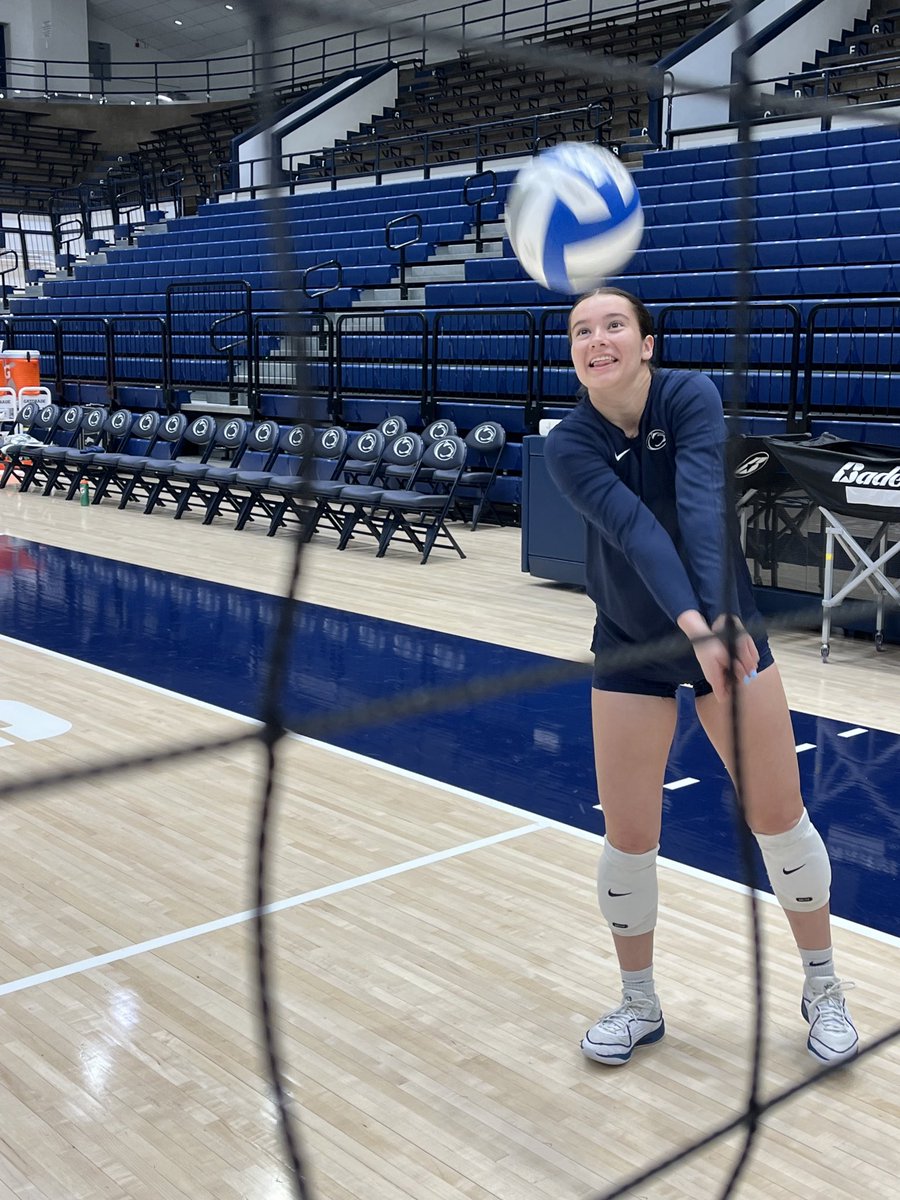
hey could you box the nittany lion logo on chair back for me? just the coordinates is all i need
[379,416,407,438]
[424,435,466,472]
[83,408,105,438]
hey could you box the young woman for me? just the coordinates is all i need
[544,287,857,1067]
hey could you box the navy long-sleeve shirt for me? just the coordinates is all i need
[544,368,761,682]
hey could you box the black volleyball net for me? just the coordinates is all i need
[3,2,900,1199]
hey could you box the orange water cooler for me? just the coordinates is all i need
[1,350,40,392]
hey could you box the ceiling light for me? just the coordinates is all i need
[225,3,234,8]
[174,18,183,25]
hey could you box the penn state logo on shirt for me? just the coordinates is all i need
[735,451,769,478]
[647,429,667,451]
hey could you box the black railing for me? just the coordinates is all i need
[272,101,613,196]
[463,171,498,253]
[3,0,702,103]
[252,313,336,419]
[386,213,423,301]
[165,279,252,411]
[2,317,63,393]
[335,310,430,422]
[58,317,109,395]
[431,308,536,425]
[658,49,900,148]
[302,260,344,321]
[802,300,900,425]
[54,217,84,274]
[4,302,900,434]
[0,249,19,308]
[108,316,171,398]
[656,302,804,429]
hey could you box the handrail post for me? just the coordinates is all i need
[17,213,30,274]
[103,317,114,399]
[463,171,497,254]
[386,213,423,302]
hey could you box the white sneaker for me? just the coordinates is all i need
[802,976,859,1064]
[581,991,665,1065]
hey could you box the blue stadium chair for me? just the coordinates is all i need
[141,414,222,514]
[373,435,469,564]
[198,419,283,526]
[90,410,164,504]
[0,400,51,489]
[437,420,507,530]
[168,416,250,519]
[114,413,190,509]
[335,431,426,552]
[42,405,107,496]
[60,408,134,500]
[382,417,458,487]
[18,405,85,493]
[264,424,349,538]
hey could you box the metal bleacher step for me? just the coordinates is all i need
[404,262,468,282]
[365,286,427,305]
[353,218,509,307]
[434,237,504,259]
[182,390,251,415]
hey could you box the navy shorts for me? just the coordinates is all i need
[592,641,775,698]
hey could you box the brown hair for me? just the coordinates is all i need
[567,287,655,341]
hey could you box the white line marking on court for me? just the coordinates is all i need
[838,727,868,738]
[0,822,546,997]
[663,777,699,791]
[2,634,900,962]
[795,743,816,753]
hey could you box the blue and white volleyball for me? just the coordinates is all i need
[504,142,643,293]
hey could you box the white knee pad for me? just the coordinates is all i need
[596,842,659,936]
[755,808,831,912]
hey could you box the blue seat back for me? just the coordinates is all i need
[423,434,467,472]
[423,418,458,444]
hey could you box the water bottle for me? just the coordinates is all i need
[79,477,90,506]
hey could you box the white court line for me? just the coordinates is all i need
[838,727,868,738]
[2,630,899,983]
[795,743,816,753]
[663,777,699,791]
[0,822,546,997]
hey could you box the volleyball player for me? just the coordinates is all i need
[544,288,858,1066]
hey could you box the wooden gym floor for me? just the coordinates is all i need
[0,489,898,1200]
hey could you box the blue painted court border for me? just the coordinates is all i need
[2,535,897,937]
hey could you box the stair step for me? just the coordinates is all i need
[435,238,504,259]
[404,263,468,281]
[183,390,251,415]
[368,286,427,304]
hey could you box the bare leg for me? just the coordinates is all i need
[694,664,832,950]
[591,689,678,970]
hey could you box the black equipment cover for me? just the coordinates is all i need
[728,432,807,494]
[766,434,900,521]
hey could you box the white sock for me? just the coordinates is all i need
[799,946,834,984]
[621,965,656,999]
